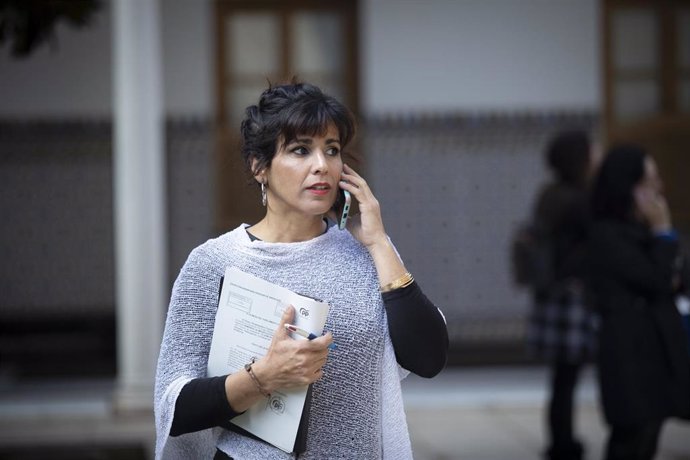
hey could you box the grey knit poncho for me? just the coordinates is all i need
[154,224,412,459]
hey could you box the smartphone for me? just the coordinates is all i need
[339,189,351,230]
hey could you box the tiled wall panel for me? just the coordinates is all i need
[364,113,597,340]
[0,112,596,343]
[0,119,214,315]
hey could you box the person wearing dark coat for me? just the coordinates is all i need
[588,144,690,460]
[527,131,601,460]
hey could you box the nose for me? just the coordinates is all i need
[312,149,328,174]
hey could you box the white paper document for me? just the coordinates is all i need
[207,266,330,453]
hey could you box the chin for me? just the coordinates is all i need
[312,201,336,215]
[313,206,333,217]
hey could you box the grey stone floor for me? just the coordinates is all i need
[402,366,690,460]
[1,366,688,459]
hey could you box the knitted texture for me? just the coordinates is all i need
[154,224,412,459]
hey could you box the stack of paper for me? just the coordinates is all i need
[207,267,330,453]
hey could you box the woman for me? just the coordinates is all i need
[527,131,600,460]
[588,145,690,459]
[154,82,449,459]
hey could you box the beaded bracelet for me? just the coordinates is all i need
[244,357,271,398]
[380,271,414,293]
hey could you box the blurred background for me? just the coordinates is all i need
[0,0,688,459]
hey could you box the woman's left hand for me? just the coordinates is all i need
[338,164,388,248]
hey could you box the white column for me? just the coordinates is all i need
[112,0,166,411]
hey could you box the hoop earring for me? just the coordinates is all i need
[261,182,267,207]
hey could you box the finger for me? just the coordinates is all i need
[338,180,363,204]
[309,331,334,350]
[306,369,324,384]
[276,305,295,338]
[340,175,372,203]
[342,163,356,175]
[306,357,326,374]
[343,163,362,179]
[341,164,367,188]
[341,171,378,206]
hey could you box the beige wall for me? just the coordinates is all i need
[0,0,600,117]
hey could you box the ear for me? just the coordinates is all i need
[250,157,266,184]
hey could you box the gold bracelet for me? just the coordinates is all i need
[244,357,271,398]
[380,272,414,293]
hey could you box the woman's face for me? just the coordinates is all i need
[259,124,343,219]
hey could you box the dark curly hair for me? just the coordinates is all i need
[590,144,647,222]
[240,82,356,177]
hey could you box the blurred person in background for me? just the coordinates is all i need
[588,144,690,460]
[526,131,601,460]
[154,82,448,460]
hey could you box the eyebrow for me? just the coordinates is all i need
[292,137,341,145]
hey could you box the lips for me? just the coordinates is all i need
[306,183,331,191]
[306,182,331,196]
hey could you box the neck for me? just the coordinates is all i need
[249,212,326,243]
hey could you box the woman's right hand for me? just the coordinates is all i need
[634,186,671,233]
[251,305,332,393]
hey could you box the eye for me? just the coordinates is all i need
[326,146,341,156]
[290,146,309,156]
